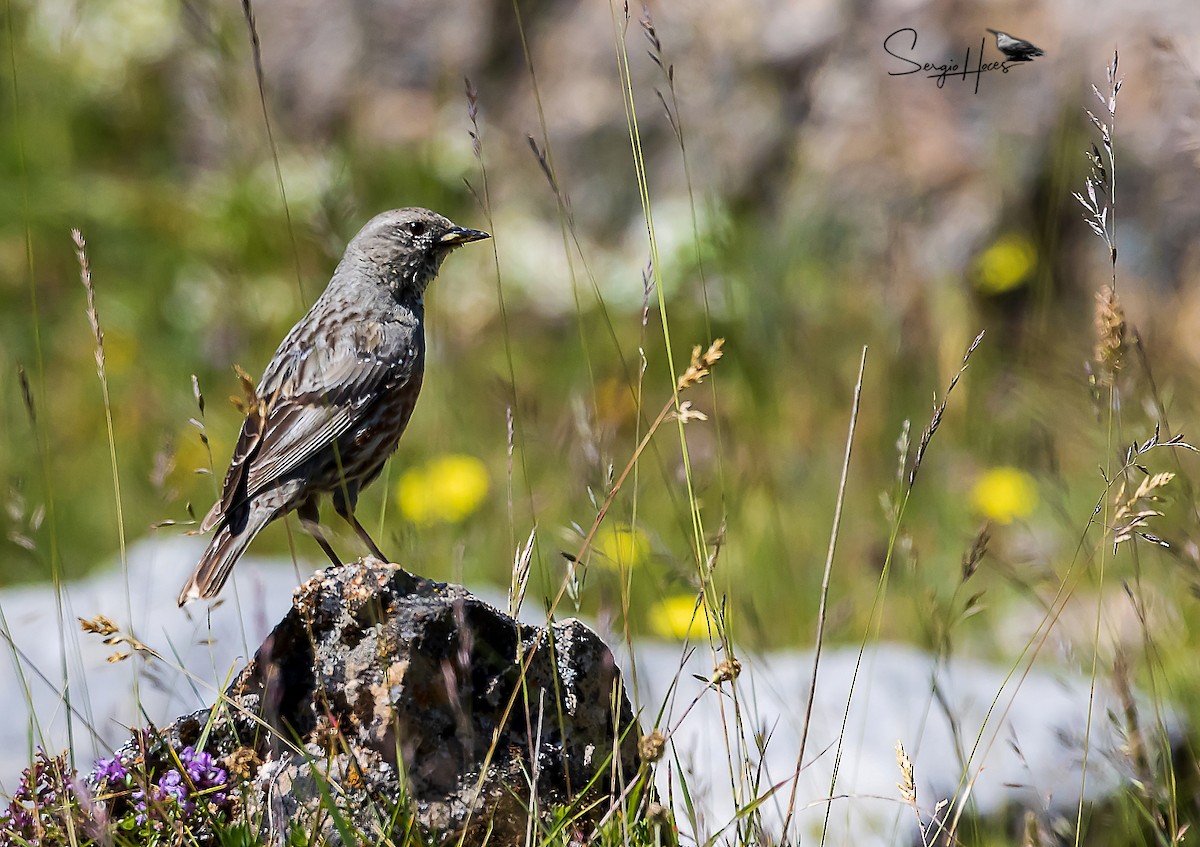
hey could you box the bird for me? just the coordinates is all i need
[177,208,490,606]
[986,28,1044,63]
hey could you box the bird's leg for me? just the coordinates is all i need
[346,511,389,562]
[333,488,389,562]
[298,497,342,566]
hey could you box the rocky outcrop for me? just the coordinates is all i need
[111,560,647,845]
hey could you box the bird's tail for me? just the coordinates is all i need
[177,503,274,606]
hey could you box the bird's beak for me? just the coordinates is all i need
[439,226,491,247]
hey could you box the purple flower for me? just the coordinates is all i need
[180,746,226,788]
[104,744,235,831]
[156,769,194,815]
[1,749,93,843]
[132,787,149,825]
[132,767,198,823]
[94,755,129,784]
[1,805,34,832]
[158,769,184,798]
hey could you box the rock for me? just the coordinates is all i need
[107,559,646,845]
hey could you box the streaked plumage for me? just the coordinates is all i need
[178,208,489,606]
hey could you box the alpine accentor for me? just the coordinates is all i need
[178,208,489,605]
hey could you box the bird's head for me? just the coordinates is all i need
[348,207,490,296]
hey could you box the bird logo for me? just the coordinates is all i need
[987,29,1044,63]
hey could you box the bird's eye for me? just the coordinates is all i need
[408,220,427,237]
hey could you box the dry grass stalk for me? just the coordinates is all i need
[78,614,119,636]
[464,76,482,160]
[190,372,216,484]
[72,229,105,379]
[895,740,951,846]
[1111,470,1173,549]
[895,741,917,806]
[640,6,681,142]
[638,730,666,763]
[568,338,725,568]
[674,400,707,423]
[908,331,984,491]
[526,134,559,196]
[1073,51,1121,264]
[240,0,306,301]
[508,526,536,618]
[1093,285,1127,385]
[676,338,724,391]
[79,614,155,663]
[961,523,991,582]
[1111,650,1152,793]
[710,657,741,684]
[229,364,260,415]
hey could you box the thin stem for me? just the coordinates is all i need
[783,346,866,839]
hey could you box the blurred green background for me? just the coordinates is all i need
[3,0,1200,677]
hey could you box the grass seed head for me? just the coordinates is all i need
[677,338,724,391]
[639,730,666,763]
[895,741,916,805]
[1093,285,1127,385]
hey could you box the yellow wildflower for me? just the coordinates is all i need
[396,454,490,524]
[649,594,710,641]
[972,466,1038,524]
[974,233,1036,295]
[596,523,651,569]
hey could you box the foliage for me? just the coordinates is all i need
[0,745,235,847]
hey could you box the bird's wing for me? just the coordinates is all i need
[206,316,419,527]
